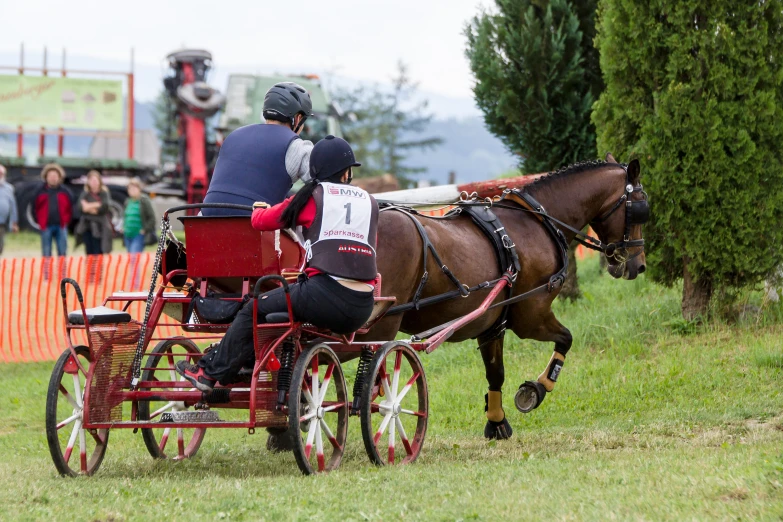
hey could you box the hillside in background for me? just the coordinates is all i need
[404,117,517,184]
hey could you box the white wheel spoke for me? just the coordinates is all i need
[373,413,393,444]
[59,384,80,410]
[150,402,176,419]
[64,419,81,464]
[388,414,396,464]
[381,373,393,400]
[391,351,402,400]
[71,373,83,408]
[177,428,185,458]
[322,402,345,414]
[310,360,320,408]
[159,428,171,453]
[395,371,420,404]
[315,422,324,470]
[79,422,87,472]
[319,418,335,440]
[303,386,316,409]
[320,419,342,451]
[304,412,318,459]
[300,410,317,423]
[400,408,426,417]
[319,364,334,404]
[395,417,413,455]
[56,412,81,430]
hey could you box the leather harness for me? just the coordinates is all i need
[378,165,648,342]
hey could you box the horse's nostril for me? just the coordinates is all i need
[638,264,646,274]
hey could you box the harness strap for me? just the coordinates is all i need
[503,191,570,292]
[461,205,521,341]
[389,207,468,308]
[386,278,501,316]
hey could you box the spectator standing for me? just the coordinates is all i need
[76,170,113,255]
[123,178,156,253]
[0,165,19,256]
[34,163,72,259]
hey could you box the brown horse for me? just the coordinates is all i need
[360,154,647,439]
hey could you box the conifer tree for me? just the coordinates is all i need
[466,0,602,299]
[593,0,783,318]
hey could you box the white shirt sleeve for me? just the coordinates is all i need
[285,139,314,183]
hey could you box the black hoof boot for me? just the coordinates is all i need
[514,381,547,413]
[265,427,296,453]
[484,417,513,440]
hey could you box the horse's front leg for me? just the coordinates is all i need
[479,332,513,440]
[514,311,572,413]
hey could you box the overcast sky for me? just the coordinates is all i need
[2,0,493,116]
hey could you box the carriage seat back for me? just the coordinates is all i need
[179,216,304,279]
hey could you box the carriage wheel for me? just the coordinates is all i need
[138,339,206,460]
[361,341,428,466]
[288,344,349,475]
[45,346,110,476]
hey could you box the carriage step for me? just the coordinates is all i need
[160,411,220,423]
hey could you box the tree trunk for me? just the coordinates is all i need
[682,258,712,320]
[559,243,581,301]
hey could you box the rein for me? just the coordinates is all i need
[377,166,648,330]
[496,165,648,264]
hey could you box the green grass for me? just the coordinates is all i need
[2,231,180,258]
[2,256,783,520]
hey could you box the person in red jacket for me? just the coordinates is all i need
[34,163,73,258]
[177,136,378,392]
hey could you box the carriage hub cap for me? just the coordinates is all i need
[316,406,325,419]
[392,403,402,416]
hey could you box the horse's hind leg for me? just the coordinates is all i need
[514,310,572,413]
[479,332,513,440]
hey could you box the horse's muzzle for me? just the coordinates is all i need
[608,256,645,280]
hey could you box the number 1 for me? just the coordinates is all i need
[344,202,352,224]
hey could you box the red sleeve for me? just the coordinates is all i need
[251,196,317,230]
[297,197,316,228]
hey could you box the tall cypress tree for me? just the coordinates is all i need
[466,0,602,298]
[593,0,783,319]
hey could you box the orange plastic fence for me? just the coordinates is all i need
[0,253,190,364]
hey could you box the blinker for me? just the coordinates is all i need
[626,200,649,225]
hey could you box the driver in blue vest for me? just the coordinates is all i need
[202,82,315,216]
[177,136,379,391]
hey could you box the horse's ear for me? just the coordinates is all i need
[627,159,641,184]
[605,153,617,163]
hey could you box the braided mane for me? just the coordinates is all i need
[526,160,623,190]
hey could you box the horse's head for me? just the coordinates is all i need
[591,156,648,280]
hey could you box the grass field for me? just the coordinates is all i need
[1,231,171,258]
[1,256,782,520]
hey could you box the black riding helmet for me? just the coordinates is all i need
[309,135,362,182]
[262,82,313,132]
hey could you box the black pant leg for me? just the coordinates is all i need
[199,285,295,383]
[198,300,256,383]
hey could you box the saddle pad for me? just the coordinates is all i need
[68,306,132,325]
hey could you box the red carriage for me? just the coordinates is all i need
[45,203,512,476]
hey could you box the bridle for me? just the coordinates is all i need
[588,167,649,263]
[497,164,649,265]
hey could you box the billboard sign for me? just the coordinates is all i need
[0,75,123,131]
